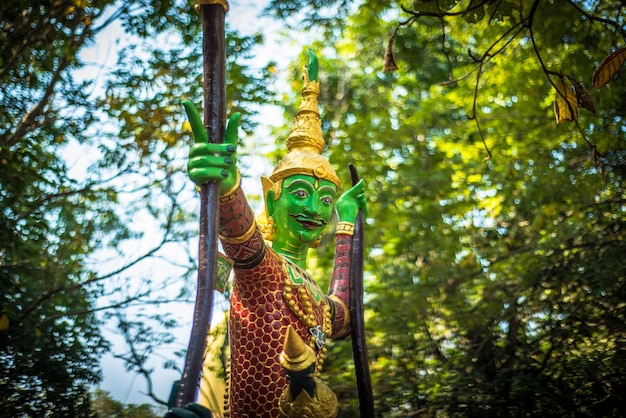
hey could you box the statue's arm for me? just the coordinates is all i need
[328,232,352,339]
[217,180,266,267]
[327,179,367,339]
[183,101,264,265]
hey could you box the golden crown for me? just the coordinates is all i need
[265,50,341,190]
[258,51,341,243]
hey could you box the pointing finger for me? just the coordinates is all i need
[225,112,241,148]
[182,100,208,144]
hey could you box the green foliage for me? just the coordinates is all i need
[264,0,355,34]
[1,1,115,415]
[271,1,625,416]
[1,0,271,413]
[91,389,160,417]
[3,0,625,416]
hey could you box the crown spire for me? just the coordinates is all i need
[267,49,340,188]
[285,49,325,155]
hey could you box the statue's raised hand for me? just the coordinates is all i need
[182,100,240,194]
[336,179,367,224]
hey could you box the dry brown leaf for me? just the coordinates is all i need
[383,28,399,73]
[592,46,626,89]
[567,76,596,115]
[554,79,578,123]
[0,314,9,331]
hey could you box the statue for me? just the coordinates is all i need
[175,50,366,417]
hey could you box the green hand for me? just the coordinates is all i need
[182,100,241,194]
[336,178,367,224]
[164,402,213,418]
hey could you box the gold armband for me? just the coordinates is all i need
[219,220,257,244]
[335,221,355,236]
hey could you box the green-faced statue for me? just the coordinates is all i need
[181,49,366,418]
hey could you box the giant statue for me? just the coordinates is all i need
[169,50,367,418]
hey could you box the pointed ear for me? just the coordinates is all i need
[266,189,276,217]
[261,176,276,217]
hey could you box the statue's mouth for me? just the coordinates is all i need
[291,215,326,230]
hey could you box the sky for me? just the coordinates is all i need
[78,0,307,410]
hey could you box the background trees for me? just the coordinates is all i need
[1,0,271,415]
[265,0,626,416]
[2,0,625,416]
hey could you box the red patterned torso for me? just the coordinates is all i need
[218,185,352,417]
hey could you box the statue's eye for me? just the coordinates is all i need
[321,196,333,205]
[294,190,308,198]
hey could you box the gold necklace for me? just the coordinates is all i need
[282,261,332,376]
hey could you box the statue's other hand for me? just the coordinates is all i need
[164,403,212,418]
[336,178,367,224]
[182,100,241,194]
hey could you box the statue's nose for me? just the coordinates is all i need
[303,195,321,216]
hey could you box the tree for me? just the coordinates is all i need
[1,0,272,414]
[90,389,159,417]
[1,1,121,414]
[265,0,626,416]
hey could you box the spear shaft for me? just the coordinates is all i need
[349,164,375,417]
[175,1,228,407]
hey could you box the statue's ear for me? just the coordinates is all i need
[266,190,276,217]
[261,176,276,217]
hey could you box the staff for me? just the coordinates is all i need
[175,0,229,407]
[349,163,375,416]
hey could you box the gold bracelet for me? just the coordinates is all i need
[219,220,257,244]
[219,171,241,203]
[195,0,229,12]
[335,221,355,236]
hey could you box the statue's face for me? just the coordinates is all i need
[269,174,337,248]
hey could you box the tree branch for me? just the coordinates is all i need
[565,0,626,40]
